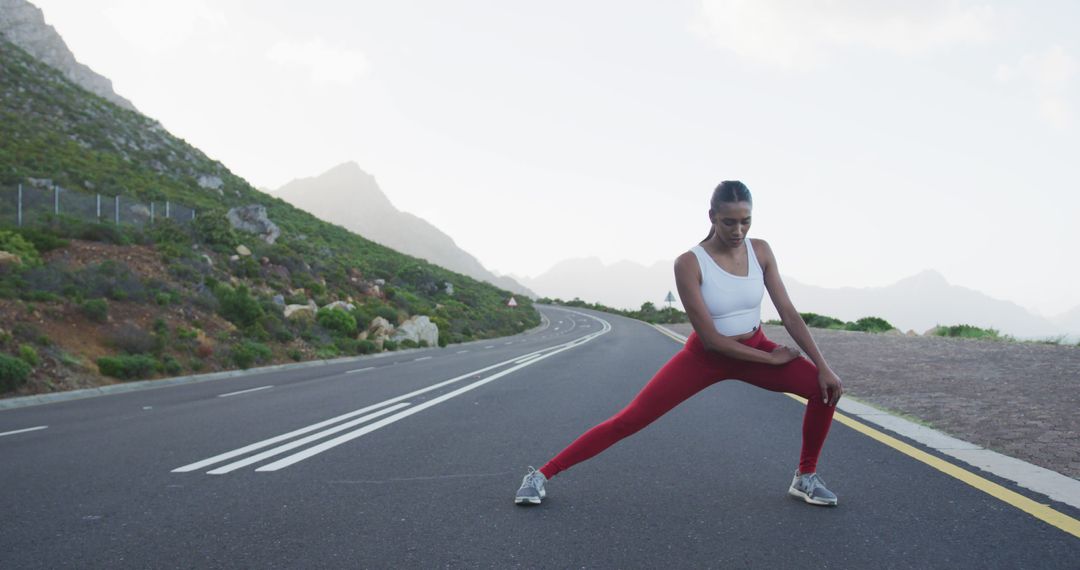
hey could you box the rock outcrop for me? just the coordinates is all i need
[227,205,281,245]
[0,0,137,111]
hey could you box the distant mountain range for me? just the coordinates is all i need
[271,162,535,297]
[518,257,1079,340]
[0,0,136,111]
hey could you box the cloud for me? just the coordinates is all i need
[693,0,996,69]
[266,38,370,86]
[996,46,1076,128]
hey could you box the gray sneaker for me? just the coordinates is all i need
[788,471,838,506]
[515,466,547,505]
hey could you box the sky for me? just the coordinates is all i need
[29,0,1080,317]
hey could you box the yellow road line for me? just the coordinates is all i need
[651,324,1080,539]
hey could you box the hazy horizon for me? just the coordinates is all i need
[28,0,1080,317]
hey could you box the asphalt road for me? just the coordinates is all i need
[1,305,1078,569]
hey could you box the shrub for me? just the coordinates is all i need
[800,312,845,329]
[0,231,42,267]
[214,284,263,328]
[18,344,39,367]
[382,339,398,351]
[846,316,895,333]
[161,355,183,375]
[97,354,160,380]
[315,345,340,359]
[399,339,419,349]
[317,307,357,337]
[356,339,377,354]
[287,349,303,361]
[81,298,108,323]
[11,228,68,254]
[935,324,1000,339]
[108,324,159,354]
[231,340,272,369]
[0,354,32,391]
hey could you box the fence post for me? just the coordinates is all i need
[96,194,101,220]
[165,200,170,219]
[150,201,155,224]
[54,184,60,216]
[17,184,23,227]
[115,195,120,226]
[192,209,196,221]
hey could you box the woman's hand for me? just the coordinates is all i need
[769,345,800,365]
[818,368,844,406]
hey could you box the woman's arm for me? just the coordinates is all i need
[755,239,844,405]
[674,252,795,365]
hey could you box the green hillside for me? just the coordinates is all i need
[0,38,538,395]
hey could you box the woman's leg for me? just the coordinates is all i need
[539,347,723,479]
[730,336,835,474]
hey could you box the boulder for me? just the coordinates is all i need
[323,300,356,312]
[367,316,394,339]
[284,304,316,321]
[272,294,285,306]
[226,205,281,244]
[236,244,252,256]
[0,250,22,267]
[391,315,439,347]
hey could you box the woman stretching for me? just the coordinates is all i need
[515,180,844,507]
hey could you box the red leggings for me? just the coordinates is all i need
[540,327,835,479]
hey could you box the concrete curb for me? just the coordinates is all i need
[1,318,550,412]
[650,323,1080,511]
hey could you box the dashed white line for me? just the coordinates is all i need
[218,386,273,398]
[346,367,375,374]
[0,425,48,438]
[456,350,470,354]
[484,345,495,349]
[414,356,432,362]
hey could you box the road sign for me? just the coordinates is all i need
[507,296,518,307]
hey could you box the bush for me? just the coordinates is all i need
[214,284,263,328]
[317,307,357,337]
[97,354,160,380]
[800,312,846,329]
[381,339,398,351]
[231,340,272,369]
[935,324,1000,339]
[356,339,376,354]
[314,345,340,359]
[288,349,303,361]
[18,344,39,367]
[81,298,108,323]
[11,228,68,254]
[399,339,419,349]
[109,324,160,354]
[0,231,42,267]
[846,316,895,333]
[0,354,32,391]
[161,355,183,375]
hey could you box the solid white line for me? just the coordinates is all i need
[414,356,432,362]
[0,425,48,438]
[172,399,409,472]
[513,353,544,365]
[257,322,612,471]
[207,403,411,474]
[346,367,375,374]
[217,385,273,398]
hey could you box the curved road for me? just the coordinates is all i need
[1,305,1077,568]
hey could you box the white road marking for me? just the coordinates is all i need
[172,399,410,472]
[0,425,48,438]
[346,367,375,374]
[257,320,612,472]
[504,342,513,345]
[218,385,274,398]
[177,307,612,474]
[456,350,470,354]
[414,356,432,362]
[484,345,494,349]
[207,403,411,474]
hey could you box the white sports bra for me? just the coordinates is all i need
[690,240,765,336]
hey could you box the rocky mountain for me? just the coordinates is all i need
[272,162,535,297]
[521,257,1075,340]
[0,0,136,111]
